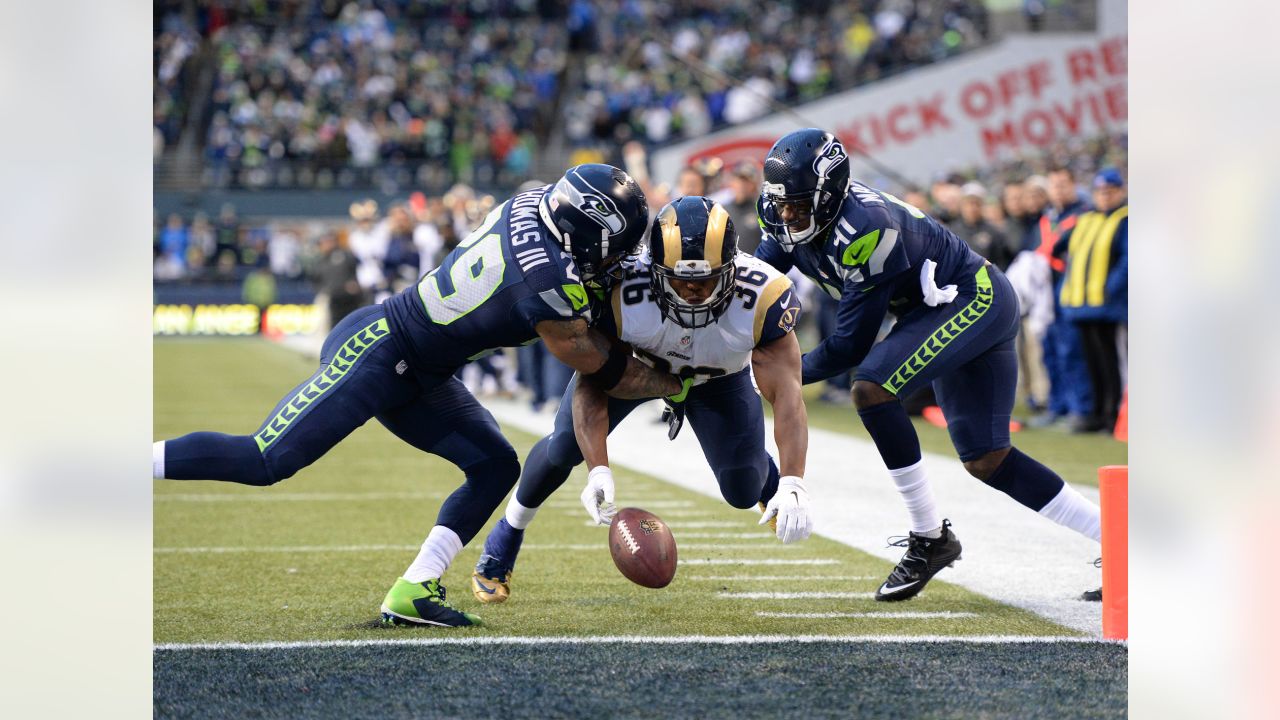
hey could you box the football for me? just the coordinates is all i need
[608,507,678,588]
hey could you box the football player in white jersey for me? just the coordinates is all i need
[470,196,812,603]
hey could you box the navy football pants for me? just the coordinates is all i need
[515,368,780,511]
[854,265,1022,461]
[161,305,519,544]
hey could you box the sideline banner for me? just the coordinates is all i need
[153,304,322,336]
[653,33,1126,187]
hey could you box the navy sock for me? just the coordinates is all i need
[163,432,274,486]
[857,401,923,470]
[480,518,525,571]
[982,447,1065,511]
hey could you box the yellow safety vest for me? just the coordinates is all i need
[1060,205,1127,308]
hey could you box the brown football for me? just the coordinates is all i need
[608,507,678,588]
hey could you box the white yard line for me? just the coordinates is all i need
[156,633,1117,652]
[719,591,876,600]
[154,492,438,502]
[756,611,977,619]
[483,397,1105,636]
[155,545,418,554]
[671,533,775,539]
[686,575,876,581]
[679,558,839,566]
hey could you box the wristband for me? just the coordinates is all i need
[587,343,629,391]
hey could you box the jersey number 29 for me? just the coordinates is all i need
[419,207,507,325]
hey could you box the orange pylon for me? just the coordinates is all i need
[1099,465,1128,640]
[1113,390,1128,442]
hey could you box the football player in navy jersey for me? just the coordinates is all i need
[470,196,811,604]
[754,129,1102,601]
[153,165,685,627]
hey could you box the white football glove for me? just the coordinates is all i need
[580,465,618,526]
[759,475,812,543]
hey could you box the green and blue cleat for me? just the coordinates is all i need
[380,578,482,627]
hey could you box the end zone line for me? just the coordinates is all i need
[679,559,839,565]
[155,634,1117,652]
[685,575,877,581]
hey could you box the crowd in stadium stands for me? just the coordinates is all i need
[155,0,998,191]
[198,1,561,191]
[564,0,992,156]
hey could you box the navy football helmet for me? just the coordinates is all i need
[649,196,738,329]
[539,164,649,289]
[757,128,850,249]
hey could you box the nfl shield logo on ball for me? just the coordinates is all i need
[639,519,662,535]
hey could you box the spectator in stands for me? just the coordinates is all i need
[1057,168,1128,433]
[347,199,389,300]
[158,214,189,278]
[409,191,445,276]
[383,205,421,294]
[725,161,764,254]
[1032,166,1094,431]
[268,224,302,279]
[676,166,707,199]
[242,266,277,309]
[311,230,365,330]
[951,182,1011,269]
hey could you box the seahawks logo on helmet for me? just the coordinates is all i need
[549,170,626,236]
[812,134,848,183]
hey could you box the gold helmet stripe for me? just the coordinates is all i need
[703,203,730,269]
[659,203,682,266]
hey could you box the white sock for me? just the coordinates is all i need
[1038,483,1102,541]
[403,525,463,582]
[889,459,942,536]
[505,496,538,530]
[153,441,166,479]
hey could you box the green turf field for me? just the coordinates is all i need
[154,338,1126,718]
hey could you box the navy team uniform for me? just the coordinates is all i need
[513,256,799,513]
[160,187,592,545]
[756,180,1020,462]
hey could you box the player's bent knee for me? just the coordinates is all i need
[962,447,1012,481]
[851,380,895,410]
[717,466,766,509]
[544,430,585,469]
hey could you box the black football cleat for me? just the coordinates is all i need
[875,519,962,602]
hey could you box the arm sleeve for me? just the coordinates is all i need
[756,282,803,346]
[800,279,895,385]
[752,235,794,274]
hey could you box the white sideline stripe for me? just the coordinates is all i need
[756,612,978,619]
[155,545,416,554]
[155,634,1116,652]
[155,492,438,502]
[679,559,838,566]
[719,591,876,600]
[688,575,876,581]
[666,521,740,528]
[154,543,797,555]
[674,533,775,539]
[546,500,694,509]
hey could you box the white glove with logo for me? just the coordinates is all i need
[759,475,812,543]
[580,465,618,525]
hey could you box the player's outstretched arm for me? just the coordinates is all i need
[754,330,813,544]
[572,377,617,525]
[536,318,682,399]
[752,331,807,479]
